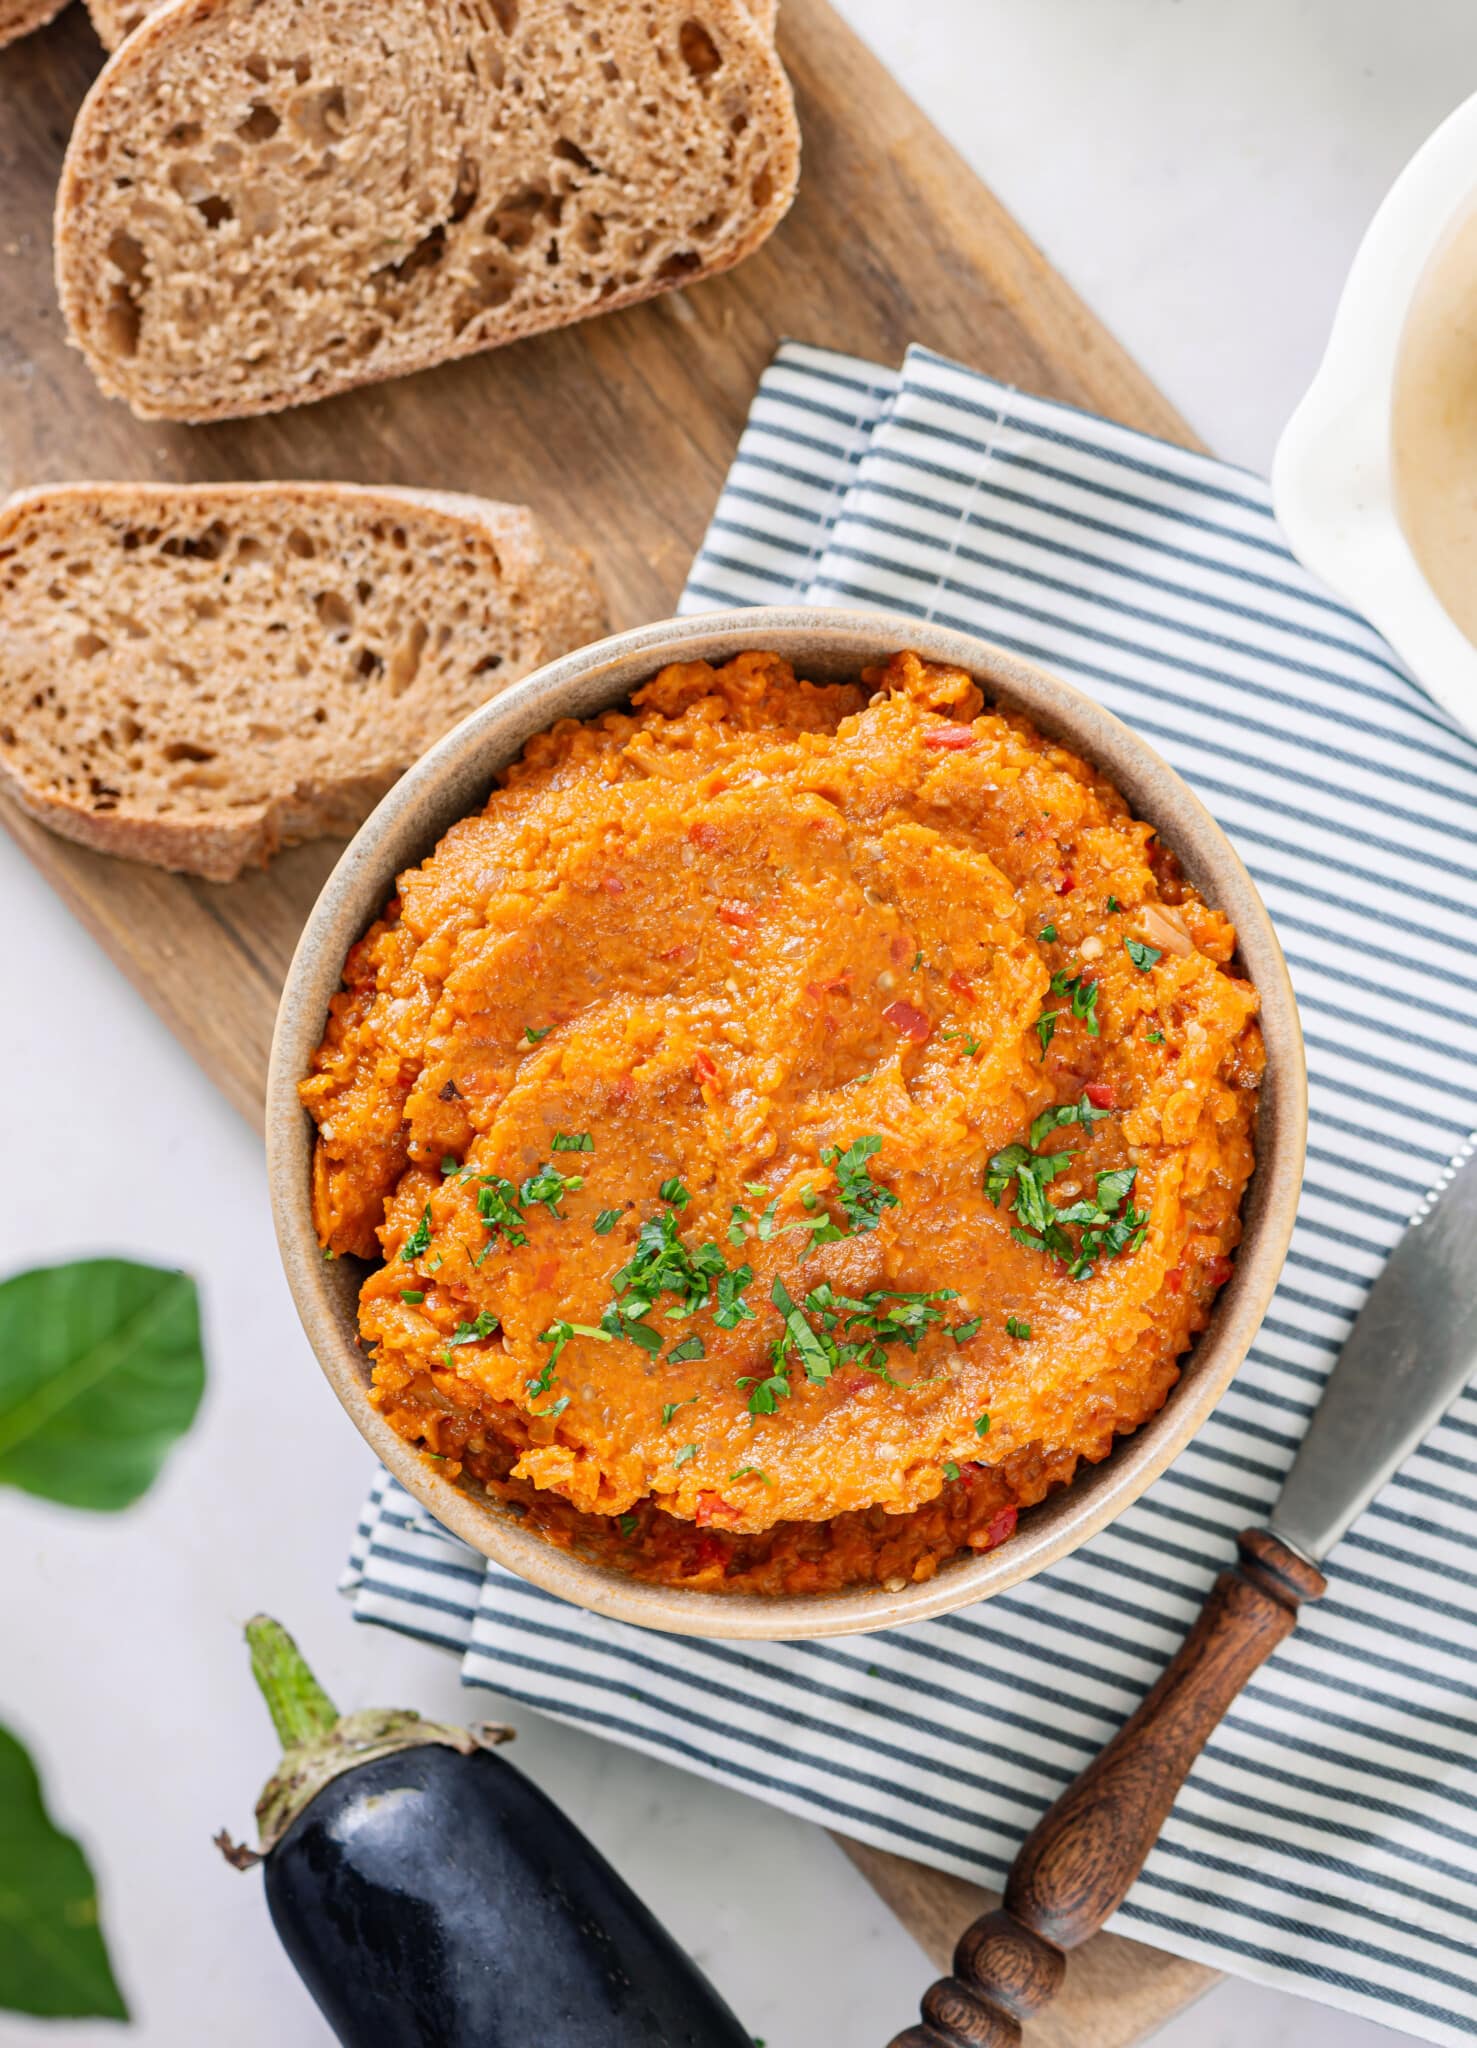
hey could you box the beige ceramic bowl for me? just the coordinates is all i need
[267,609,1306,1642]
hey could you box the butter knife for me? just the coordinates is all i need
[891,1139,1477,2048]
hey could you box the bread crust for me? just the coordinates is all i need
[0,0,69,45]
[0,481,609,881]
[57,0,801,422]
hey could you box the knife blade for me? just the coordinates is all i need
[1271,1135,1477,1565]
[892,1132,1477,2048]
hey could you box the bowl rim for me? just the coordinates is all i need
[266,607,1306,1642]
[1271,84,1477,741]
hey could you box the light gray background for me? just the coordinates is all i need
[3,4,1473,2043]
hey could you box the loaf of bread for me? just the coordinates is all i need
[0,482,607,880]
[57,0,800,422]
[0,0,69,46]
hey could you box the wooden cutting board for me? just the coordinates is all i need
[1,4,1217,2039]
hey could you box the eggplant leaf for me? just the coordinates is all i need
[0,1724,127,2020]
[0,1259,205,1510]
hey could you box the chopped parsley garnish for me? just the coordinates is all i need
[477,1175,528,1247]
[943,1461,961,1481]
[1146,1029,1165,1044]
[661,1395,699,1425]
[668,1336,705,1365]
[451,1312,500,1344]
[1107,895,1121,913]
[1125,937,1163,971]
[975,1413,991,1436]
[911,949,924,972]
[1005,1315,1032,1340]
[951,1316,982,1344]
[1028,1093,1110,1150]
[730,1466,767,1483]
[519,1163,584,1219]
[987,1099,1148,1280]
[400,1289,425,1304]
[440,1154,461,1176]
[522,1023,551,1044]
[942,1027,983,1057]
[1039,922,1057,942]
[714,1264,756,1328]
[617,1514,638,1537]
[822,1133,899,1235]
[400,1204,433,1262]
[552,1131,594,1152]
[727,1204,751,1246]
[535,1319,612,1377]
[659,1177,691,1209]
[594,1208,623,1235]
[1038,966,1102,1046]
[739,1362,793,1415]
[672,1443,699,1468]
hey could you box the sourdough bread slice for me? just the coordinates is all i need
[85,0,782,56]
[0,0,69,45]
[0,482,607,880]
[57,0,800,422]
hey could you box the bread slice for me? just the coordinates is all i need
[83,0,145,44]
[0,0,69,45]
[57,0,800,423]
[0,482,607,881]
[85,0,782,55]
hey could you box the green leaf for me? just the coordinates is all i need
[594,1209,623,1236]
[1125,938,1163,971]
[551,1131,594,1152]
[0,1260,205,1511]
[0,1723,127,2019]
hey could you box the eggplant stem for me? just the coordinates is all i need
[246,1615,339,1751]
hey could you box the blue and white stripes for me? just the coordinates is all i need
[346,343,1477,2045]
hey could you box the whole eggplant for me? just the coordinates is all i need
[221,1617,753,2048]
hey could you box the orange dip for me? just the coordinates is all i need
[302,651,1262,1595]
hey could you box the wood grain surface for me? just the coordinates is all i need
[0,5,1216,2039]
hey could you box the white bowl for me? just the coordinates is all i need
[1272,87,1477,740]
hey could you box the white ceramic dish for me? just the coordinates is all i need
[1272,86,1477,740]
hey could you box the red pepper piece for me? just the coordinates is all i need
[1084,1081,1116,1109]
[924,725,979,750]
[882,999,931,1042]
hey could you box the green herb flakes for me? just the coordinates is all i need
[1125,937,1163,971]
[520,1163,584,1219]
[1039,923,1057,942]
[951,1316,982,1344]
[451,1312,500,1344]
[975,1413,992,1436]
[594,1208,623,1235]
[400,1204,432,1262]
[660,1176,692,1209]
[1005,1315,1032,1340]
[618,1514,638,1538]
[672,1442,699,1468]
[943,1461,960,1481]
[399,1289,425,1305]
[1146,1029,1165,1045]
[552,1131,594,1152]
[522,1023,551,1044]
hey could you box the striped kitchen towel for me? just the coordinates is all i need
[345,343,1477,2045]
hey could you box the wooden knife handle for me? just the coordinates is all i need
[887,1527,1326,2048]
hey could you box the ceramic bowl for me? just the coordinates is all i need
[267,609,1306,1641]
[1273,86,1477,741]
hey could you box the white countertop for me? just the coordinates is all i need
[4,3,1472,2043]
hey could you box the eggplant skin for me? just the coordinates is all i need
[262,1744,754,2048]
